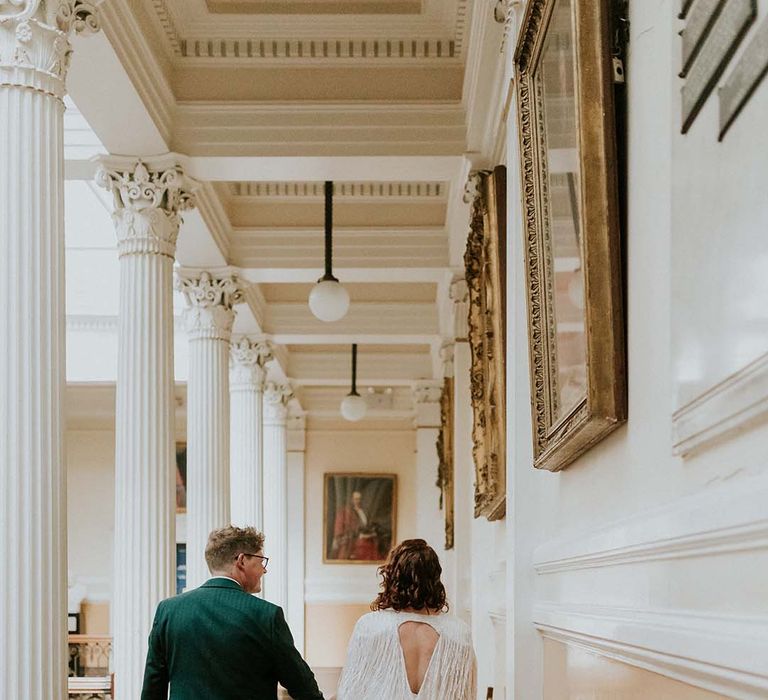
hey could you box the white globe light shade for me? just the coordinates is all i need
[308,279,350,322]
[340,393,367,422]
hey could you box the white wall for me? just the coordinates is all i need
[67,430,115,605]
[303,427,417,667]
[501,1,768,698]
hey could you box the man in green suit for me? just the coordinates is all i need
[141,526,324,700]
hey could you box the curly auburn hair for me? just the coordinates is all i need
[371,539,448,613]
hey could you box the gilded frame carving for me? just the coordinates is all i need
[515,0,626,472]
[436,377,454,549]
[464,167,507,520]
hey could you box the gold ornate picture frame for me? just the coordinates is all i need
[436,377,454,549]
[515,0,626,472]
[464,166,506,520]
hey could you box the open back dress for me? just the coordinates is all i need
[336,610,476,700]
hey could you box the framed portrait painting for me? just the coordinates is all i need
[515,0,627,471]
[323,473,396,564]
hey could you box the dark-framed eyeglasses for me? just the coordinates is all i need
[238,552,269,570]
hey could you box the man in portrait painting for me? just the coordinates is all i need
[330,490,382,561]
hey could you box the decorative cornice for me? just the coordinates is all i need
[179,36,458,61]
[227,181,447,199]
[0,1,99,97]
[147,0,470,61]
[178,271,243,341]
[95,158,196,259]
[229,337,272,390]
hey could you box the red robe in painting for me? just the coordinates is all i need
[331,506,380,560]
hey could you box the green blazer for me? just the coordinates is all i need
[141,578,324,700]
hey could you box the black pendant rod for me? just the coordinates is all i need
[323,180,337,281]
[350,343,359,396]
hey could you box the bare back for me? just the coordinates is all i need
[398,622,440,694]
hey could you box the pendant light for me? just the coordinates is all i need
[340,344,367,422]
[308,181,350,322]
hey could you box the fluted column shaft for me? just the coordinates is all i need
[180,272,242,588]
[230,338,273,529]
[0,4,97,699]
[96,157,195,700]
[262,383,292,610]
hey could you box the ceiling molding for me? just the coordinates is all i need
[193,182,232,260]
[172,103,466,157]
[226,181,447,199]
[99,0,176,146]
[143,0,469,51]
[177,37,458,62]
[240,267,446,283]
[265,301,438,336]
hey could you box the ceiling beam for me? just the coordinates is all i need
[240,268,447,283]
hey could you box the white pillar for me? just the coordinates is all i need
[0,5,97,698]
[449,276,473,621]
[262,382,293,610]
[96,157,195,700]
[229,337,272,529]
[413,381,444,551]
[286,414,307,654]
[179,271,242,588]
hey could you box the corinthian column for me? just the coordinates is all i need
[95,156,195,700]
[230,337,273,529]
[0,4,98,699]
[179,271,243,588]
[262,382,293,610]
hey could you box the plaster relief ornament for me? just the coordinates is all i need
[263,382,294,421]
[493,0,519,53]
[95,159,196,258]
[178,272,244,341]
[230,338,273,388]
[0,1,99,88]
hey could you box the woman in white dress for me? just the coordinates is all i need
[337,539,476,700]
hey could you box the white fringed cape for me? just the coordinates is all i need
[336,611,477,699]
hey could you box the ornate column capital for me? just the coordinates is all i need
[178,270,244,342]
[95,157,196,259]
[263,382,293,423]
[0,1,99,97]
[230,337,273,390]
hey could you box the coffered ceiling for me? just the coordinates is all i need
[65,0,510,426]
